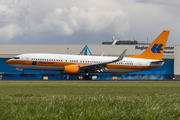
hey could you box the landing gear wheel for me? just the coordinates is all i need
[84,75,92,80]
[88,75,92,80]
[20,73,24,76]
[84,75,88,80]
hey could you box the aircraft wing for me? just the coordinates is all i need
[79,49,127,72]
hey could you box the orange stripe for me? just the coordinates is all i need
[107,64,156,70]
[7,60,157,71]
[7,60,91,66]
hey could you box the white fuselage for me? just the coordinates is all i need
[6,53,163,73]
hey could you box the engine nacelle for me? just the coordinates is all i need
[61,66,81,75]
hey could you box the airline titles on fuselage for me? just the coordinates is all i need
[31,58,134,65]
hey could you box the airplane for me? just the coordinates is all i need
[6,30,170,80]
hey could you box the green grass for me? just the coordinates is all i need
[0,81,180,119]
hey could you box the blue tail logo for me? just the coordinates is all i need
[151,44,163,53]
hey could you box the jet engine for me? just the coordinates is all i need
[61,66,81,75]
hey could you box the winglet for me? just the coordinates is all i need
[113,49,127,62]
[100,52,104,56]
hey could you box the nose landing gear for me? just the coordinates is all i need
[17,69,24,76]
[20,72,24,76]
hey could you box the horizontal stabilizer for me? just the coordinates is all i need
[151,59,172,63]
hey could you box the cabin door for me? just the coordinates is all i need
[25,56,30,64]
[138,60,142,69]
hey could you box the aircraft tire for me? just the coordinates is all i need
[84,75,88,80]
[88,75,92,80]
[84,75,92,80]
[20,73,24,76]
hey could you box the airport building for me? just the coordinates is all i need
[0,42,177,80]
[102,40,151,45]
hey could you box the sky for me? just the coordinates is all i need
[0,0,179,45]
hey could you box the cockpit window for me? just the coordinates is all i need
[13,57,20,59]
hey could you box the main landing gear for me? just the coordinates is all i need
[84,74,92,80]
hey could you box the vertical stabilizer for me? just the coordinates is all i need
[128,30,170,60]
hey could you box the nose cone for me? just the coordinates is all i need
[6,60,12,65]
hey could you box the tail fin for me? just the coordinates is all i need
[128,30,170,60]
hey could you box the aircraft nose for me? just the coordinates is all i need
[6,60,12,65]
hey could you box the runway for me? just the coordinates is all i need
[0,79,178,82]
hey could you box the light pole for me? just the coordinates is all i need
[67,47,69,54]
[67,47,69,80]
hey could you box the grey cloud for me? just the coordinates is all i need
[135,0,180,7]
[35,6,129,36]
[0,0,179,45]
[0,1,28,41]
[0,0,129,43]
[0,24,24,41]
